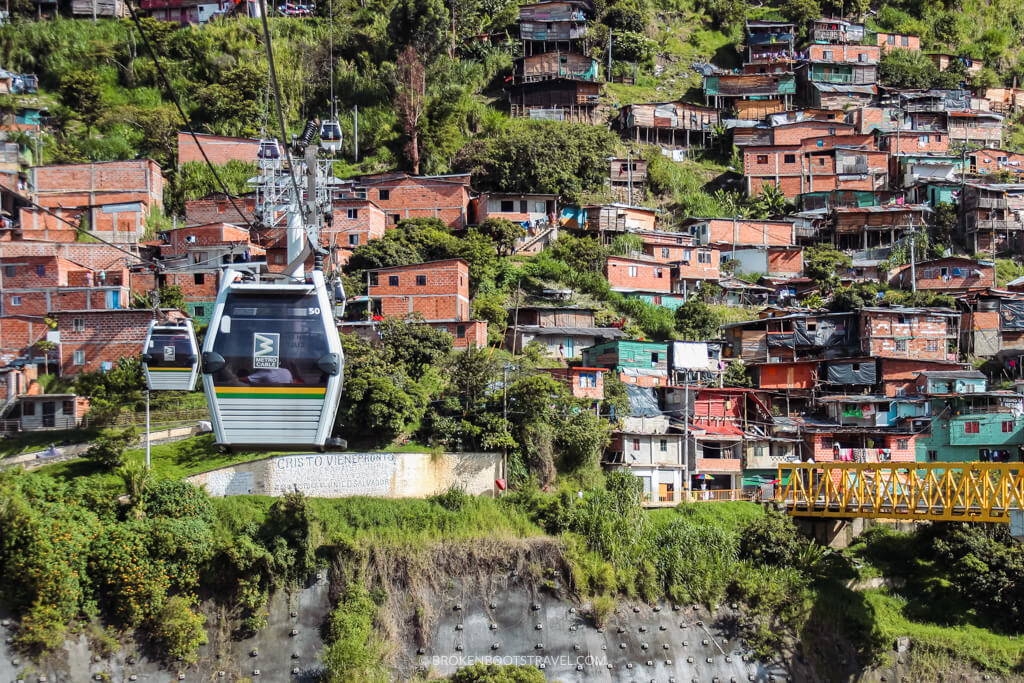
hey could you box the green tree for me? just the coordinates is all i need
[722,360,750,387]
[804,245,852,292]
[478,217,526,256]
[549,235,610,273]
[59,69,103,133]
[674,298,721,340]
[151,596,207,664]
[389,0,449,57]
[84,427,138,471]
[880,48,940,89]
[782,0,821,40]
[450,663,546,682]
[610,233,644,256]
[379,316,453,380]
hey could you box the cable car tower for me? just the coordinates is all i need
[201,121,347,449]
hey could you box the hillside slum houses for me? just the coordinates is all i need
[3,12,1024,497]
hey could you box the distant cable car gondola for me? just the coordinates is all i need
[257,138,281,160]
[319,120,342,154]
[142,320,200,391]
[201,269,343,448]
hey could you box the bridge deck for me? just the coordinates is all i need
[777,462,1024,523]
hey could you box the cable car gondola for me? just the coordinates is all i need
[319,120,342,154]
[201,269,343,448]
[142,320,200,391]
[257,138,282,160]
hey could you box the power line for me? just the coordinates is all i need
[124,0,256,232]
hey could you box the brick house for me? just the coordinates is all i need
[0,253,130,362]
[878,129,950,155]
[355,172,473,229]
[858,306,958,361]
[686,217,797,248]
[878,357,970,397]
[637,229,696,263]
[605,255,672,293]
[473,192,557,225]
[543,366,606,401]
[52,308,186,375]
[743,134,887,200]
[968,148,1024,177]
[177,131,260,166]
[888,257,995,292]
[327,198,386,251]
[341,258,487,349]
[184,193,258,227]
[23,160,164,244]
[958,289,1024,359]
[671,247,720,295]
[877,32,921,52]
[807,428,918,463]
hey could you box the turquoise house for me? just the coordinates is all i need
[626,292,687,311]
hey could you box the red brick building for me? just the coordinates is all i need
[744,135,888,199]
[184,194,258,227]
[0,253,130,362]
[355,172,473,229]
[341,258,487,349]
[859,307,957,361]
[327,198,387,250]
[968,148,1024,176]
[878,130,949,155]
[878,357,969,397]
[888,257,995,292]
[23,160,164,244]
[877,33,921,52]
[672,247,720,291]
[543,367,606,401]
[605,255,672,293]
[686,217,796,247]
[177,131,260,166]
[637,229,696,263]
[52,308,186,375]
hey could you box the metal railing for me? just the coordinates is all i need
[642,488,761,506]
[777,462,1024,522]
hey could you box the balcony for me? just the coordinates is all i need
[641,488,760,507]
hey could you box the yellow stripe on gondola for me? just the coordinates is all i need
[215,386,326,399]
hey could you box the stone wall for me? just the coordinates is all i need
[187,451,501,499]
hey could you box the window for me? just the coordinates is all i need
[823,50,833,60]
[682,249,692,263]
[500,200,515,212]
[927,450,938,462]
[1003,420,1014,433]
[416,275,427,286]
[10,295,20,306]
[821,437,833,450]
[888,34,895,44]
[965,421,980,434]
[858,53,867,63]
[919,135,929,144]
[698,250,712,264]
[194,273,205,285]
[628,265,638,277]
[36,265,45,277]
[73,350,85,366]
[816,139,824,147]
[926,340,938,351]
[935,135,942,143]
[651,352,659,364]
[901,35,909,46]
[388,275,399,287]
[391,214,401,225]
[655,267,664,278]
[348,234,359,246]
[632,438,641,451]
[274,253,285,265]
[659,439,668,452]
[661,248,670,258]
[579,372,596,388]
[456,325,466,338]
[72,318,85,332]
[3,265,14,277]
[756,154,768,164]
[368,272,379,287]
[896,439,909,450]
[347,208,359,219]
[194,306,205,318]
[378,189,390,201]
[895,339,908,352]
[22,401,34,416]
[819,157,826,166]
[784,154,796,164]
[828,127,837,135]
[62,400,73,414]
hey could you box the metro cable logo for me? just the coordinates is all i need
[253,332,280,368]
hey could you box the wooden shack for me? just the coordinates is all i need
[616,101,720,147]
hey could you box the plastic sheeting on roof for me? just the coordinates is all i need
[671,341,712,371]
[626,384,661,418]
[825,360,877,385]
[1000,300,1024,330]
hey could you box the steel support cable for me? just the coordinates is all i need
[124,0,257,232]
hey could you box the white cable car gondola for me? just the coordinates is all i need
[257,138,282,160]
[201,269,343,448]
[142,320,200,391]
[319,120,342,154]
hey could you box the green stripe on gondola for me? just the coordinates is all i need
[215,387,326,399]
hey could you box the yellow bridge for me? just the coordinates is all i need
[777,462,1024,524]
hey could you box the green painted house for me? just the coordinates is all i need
[582,340,669,384]
[915,376,1024,462]
[625,292,687,311]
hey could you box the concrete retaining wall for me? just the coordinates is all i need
[187,451,501,499]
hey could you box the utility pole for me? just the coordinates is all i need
[682,382,689,500]
[908,212,916,293]
[145,389,151,470]
[353,105,359,162]
[626,148,632,206]
[607,30,612,80]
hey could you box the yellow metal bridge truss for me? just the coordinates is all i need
[777,462,1024,523]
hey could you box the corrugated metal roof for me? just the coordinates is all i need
[811,83,877,94]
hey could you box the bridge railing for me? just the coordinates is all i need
[777,462,1024,523]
